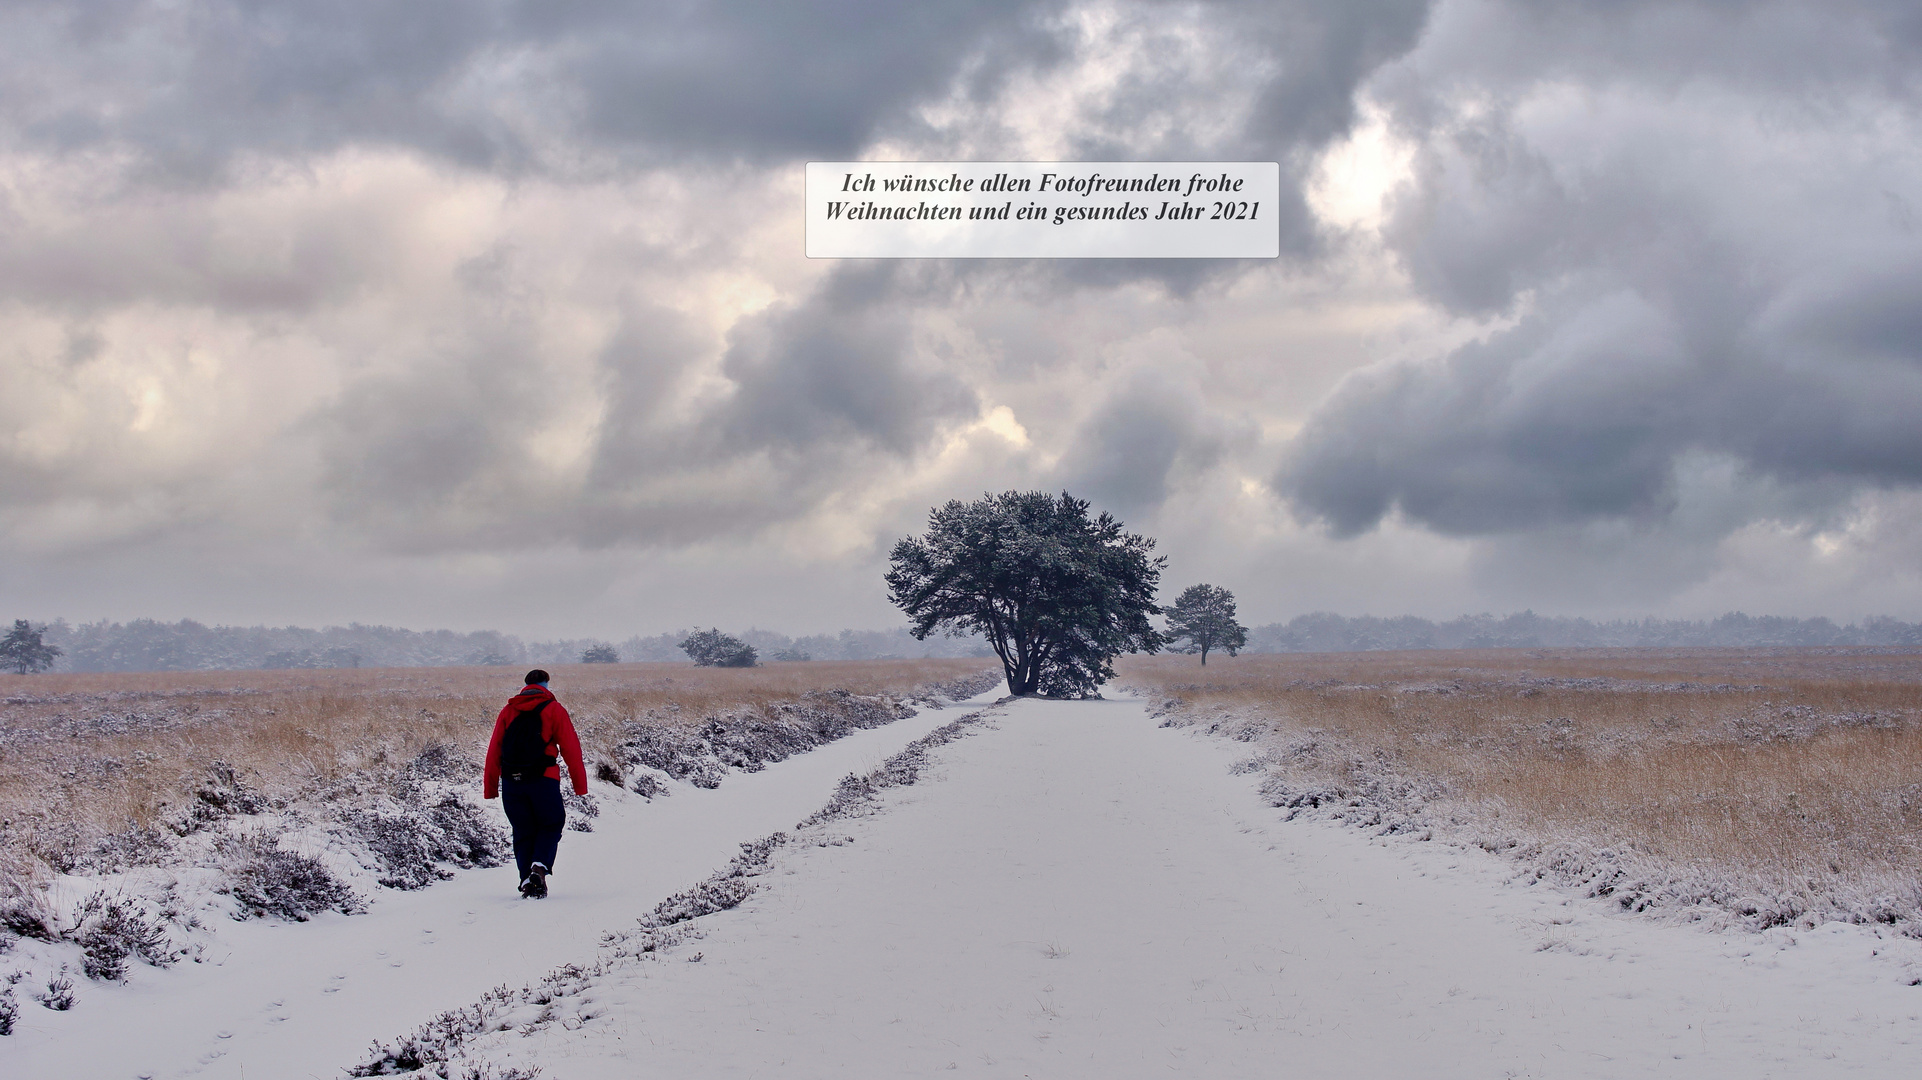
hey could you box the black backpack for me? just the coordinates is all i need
[498,701,556,776]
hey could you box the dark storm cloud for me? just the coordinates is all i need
[3,1,511,178]
[716,269,980,459]
[0,0,1073,178]
[1282,293,1711,536]
[1279,0,1922,542]
[1047,0,1432,265]
[1220,0,1430,256]
[0,0,1437,239]
[1055,367,1237,520]
[561,266,983,550]
[551,1,1070,161]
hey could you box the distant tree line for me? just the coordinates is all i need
[1241,611,1922,652]
[12,618,995,673]
[12,609,1922,675]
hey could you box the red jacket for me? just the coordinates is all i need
[483,684,589,798]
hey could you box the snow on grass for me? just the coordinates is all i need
[0,663,1000,1037]
[1119,650,1922,939]
[0,676,1004,1078]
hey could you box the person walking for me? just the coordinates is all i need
[483,669,589,898]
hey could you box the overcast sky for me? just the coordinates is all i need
[4,0,1922,638]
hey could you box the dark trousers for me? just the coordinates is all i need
[499,774,566,881]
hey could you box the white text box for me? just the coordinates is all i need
[806,161,1280,259]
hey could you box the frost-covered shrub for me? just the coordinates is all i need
[457,1065,543,1080]
[226,839,361,921]
[69,891,176,980]
[406,740,473,782]
[609,691,914,791]
[344,793,508,890]
[645,875,754,926]
[640,834,787,928]
[353,972,592,1076]
[34,967,74,1010]
[613,726,726,787]
[349,811,454,890]
[349,791,507,891]
[427,796,508,869]
[915,669,1003,705]
[171,761,271,835]
[796,709,988,830]
[628,769,668,799]
[0,855,53,941]
[78,824,175,872]
[700,714,820,771]
[563,791,597,833]
[22,817,88,874]
[0,975,19,1035]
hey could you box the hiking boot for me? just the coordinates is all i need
[520,862,549,899]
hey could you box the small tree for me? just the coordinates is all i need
[580,644,620,664]
[1164,584,1248,666]
[0,620,61,674]
[887,491,1165,697]
[679,628,757,668]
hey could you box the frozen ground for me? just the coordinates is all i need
[9,688,1922,1078]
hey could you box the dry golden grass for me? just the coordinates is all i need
[1119,649,1922,922]
[0,659,997,870]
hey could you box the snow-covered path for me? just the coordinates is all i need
[463,692,1919,1078]
[1,690,999,1080]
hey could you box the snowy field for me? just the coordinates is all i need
[8,685,1921,1078]
[0,685,1000,1078]
[424,692,1922,1079]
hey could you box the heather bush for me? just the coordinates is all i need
[563,790,597,833]
[344,795,507,890]
[68,890,176,980]
[225,837,361,921]
[34,967,74,1010]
